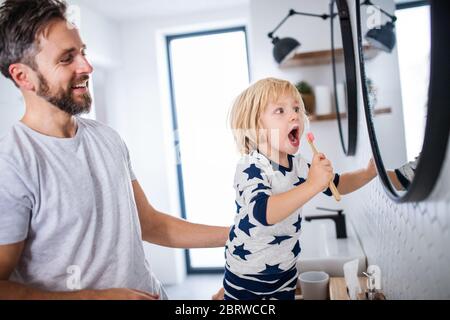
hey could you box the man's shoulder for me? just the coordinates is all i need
[78,117,116,134]
[0,123,31,169]
[77,117,129,154]
[78,117,123,141]
[0,122,27,153]
[0,126,14,148]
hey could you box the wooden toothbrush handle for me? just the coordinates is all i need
[329,180,341,202]
[307,140,341,202]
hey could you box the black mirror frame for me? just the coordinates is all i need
[331,0,358,156]
[356,0,450,202]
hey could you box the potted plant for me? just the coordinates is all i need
[295,80,315,115]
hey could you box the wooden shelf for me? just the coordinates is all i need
[309,112,344,122]
[329,277,367,300]
[309,107,391,122]
[372,107,391,116]
[280,45,380,68]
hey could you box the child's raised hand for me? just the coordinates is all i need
[307,153,334,192]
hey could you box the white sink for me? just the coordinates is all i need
[296,218,366,277]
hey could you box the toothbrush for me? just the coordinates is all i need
[306,132,341,202]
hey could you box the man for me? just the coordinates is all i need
[0,0,229,299]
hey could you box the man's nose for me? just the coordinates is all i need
[75,55,94,75]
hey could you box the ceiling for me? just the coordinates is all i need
[77,0,426,22]
[394,0,426,4]
[78,0,250,21]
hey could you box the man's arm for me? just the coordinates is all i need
[0,241,159,300]
[0,241,89,299]
[133,180,229,248]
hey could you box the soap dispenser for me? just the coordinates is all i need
[363,265,386,300]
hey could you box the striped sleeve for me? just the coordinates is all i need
[322,173,340,196]
[234,159,273,226]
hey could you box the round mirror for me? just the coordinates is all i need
[330,0,358,156]
[356,0,450,202]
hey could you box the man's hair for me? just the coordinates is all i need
[0,0,67,82]
[229,77,308,155]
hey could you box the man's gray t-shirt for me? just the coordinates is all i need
[0,117,167,298]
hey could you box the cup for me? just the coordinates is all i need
[298,271,330,300]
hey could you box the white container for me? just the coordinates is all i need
[314,85,333,115]
[298,271,330,300]
[336,82,347,113]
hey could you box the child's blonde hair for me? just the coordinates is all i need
[229,77,307,154]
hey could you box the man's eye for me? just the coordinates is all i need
[60,55,73,63]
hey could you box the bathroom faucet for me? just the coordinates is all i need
[304,207,348,239]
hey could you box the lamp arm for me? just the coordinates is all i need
[378,6,397,22]
[267,8,334,40]
[267,10,295,39]
[290,9,332,20]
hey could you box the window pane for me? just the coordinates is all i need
[169,29,249,269]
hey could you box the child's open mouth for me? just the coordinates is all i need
[288,126,300,147]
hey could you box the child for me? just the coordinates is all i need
[223,77,377,300]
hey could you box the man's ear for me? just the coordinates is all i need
[8,63,36,91]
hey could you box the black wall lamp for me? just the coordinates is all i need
[267,8,336,64]
[361,0,397,53]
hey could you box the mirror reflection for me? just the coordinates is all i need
[331,0,351,155]
[359,0,430,194]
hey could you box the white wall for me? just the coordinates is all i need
[0,0,23,135]
[68,0,121,69]
[0,78,24,137]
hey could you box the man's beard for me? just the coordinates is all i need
[36,72,92,116]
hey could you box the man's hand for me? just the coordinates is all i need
[212,287,224,300]
[91,288,160,300]
[1,242,160,300]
